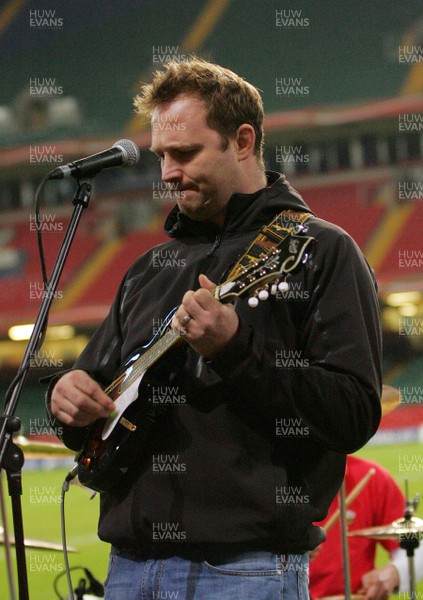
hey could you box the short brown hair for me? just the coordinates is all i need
[134,58,264,167]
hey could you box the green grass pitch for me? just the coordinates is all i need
[0,442,421,599]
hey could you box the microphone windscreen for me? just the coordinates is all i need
[113,139,140,166]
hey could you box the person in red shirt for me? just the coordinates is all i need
[309,455,405,599]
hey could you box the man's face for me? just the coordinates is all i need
[150,94,241,227]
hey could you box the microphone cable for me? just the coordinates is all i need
[3,172,51,407]
[60,467,77,600]
[57,466,100,599]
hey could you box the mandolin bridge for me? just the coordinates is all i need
[119,417,137,432]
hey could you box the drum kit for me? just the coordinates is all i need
[320,385,423,600]
[348,508,423,598]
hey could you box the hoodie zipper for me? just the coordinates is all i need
[206,233,222,257]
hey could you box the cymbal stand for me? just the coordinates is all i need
[339,480,352,600]
[400,481,420,599]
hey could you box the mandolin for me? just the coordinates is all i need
[76,231,314,493]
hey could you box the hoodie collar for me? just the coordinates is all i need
[164,171,313,239]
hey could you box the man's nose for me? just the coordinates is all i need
[161,156,182,184]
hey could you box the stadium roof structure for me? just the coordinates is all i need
[0,1,421,367]
[0,0,422,148]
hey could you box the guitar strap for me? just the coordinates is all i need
[225,209,313,282]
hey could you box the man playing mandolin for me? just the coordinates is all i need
[48,58,382,599]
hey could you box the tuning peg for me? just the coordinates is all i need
[258,289,269,301]
[271,284,278,295]
[278,281,289,292]
[248,296,259,308]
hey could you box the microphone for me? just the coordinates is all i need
[48,139,140,180]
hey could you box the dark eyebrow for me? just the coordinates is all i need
[149,144,202,155]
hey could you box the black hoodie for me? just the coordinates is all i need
[49,172,382,555]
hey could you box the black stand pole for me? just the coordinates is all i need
[0,179,93,599]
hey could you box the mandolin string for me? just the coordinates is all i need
[104,374,125,396]
[102,258,278,399]
[101,263,269,399]
[112,329,182,394]
[101,259,274,399]
[123,331,181,389]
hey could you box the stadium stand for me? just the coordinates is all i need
[0,0,421,439]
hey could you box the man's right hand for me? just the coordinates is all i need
[358,564,400,600]
[50,370,115,427]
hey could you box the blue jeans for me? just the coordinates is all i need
[104,550,309,599]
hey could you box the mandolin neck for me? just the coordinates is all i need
[122,328,183,391]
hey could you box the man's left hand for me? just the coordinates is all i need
[171,274,239,359]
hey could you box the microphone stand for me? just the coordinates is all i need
[0,179,93,599]
[0,471,16,599]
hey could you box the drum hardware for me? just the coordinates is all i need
[0,525,77,552]
[348,516,423,540]
[320,387,400,600]
[0,452,77,600]
[324,468,376,534]
[314,467,376,600]
[349,480,422,598]
[319,594,364,600]
[381,385,401,416]
[14,434,74,456]
[339,481,352,600]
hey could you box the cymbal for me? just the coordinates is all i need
[381,385,401,416]
[14,435,73,456]
[348,517,423,540]
[0,526,77,552]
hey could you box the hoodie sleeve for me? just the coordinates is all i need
[207,221,382,454]
[45,272,128,450]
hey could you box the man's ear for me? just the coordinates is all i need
[235,124,256,161]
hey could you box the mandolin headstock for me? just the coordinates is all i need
[215,233,314,307]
